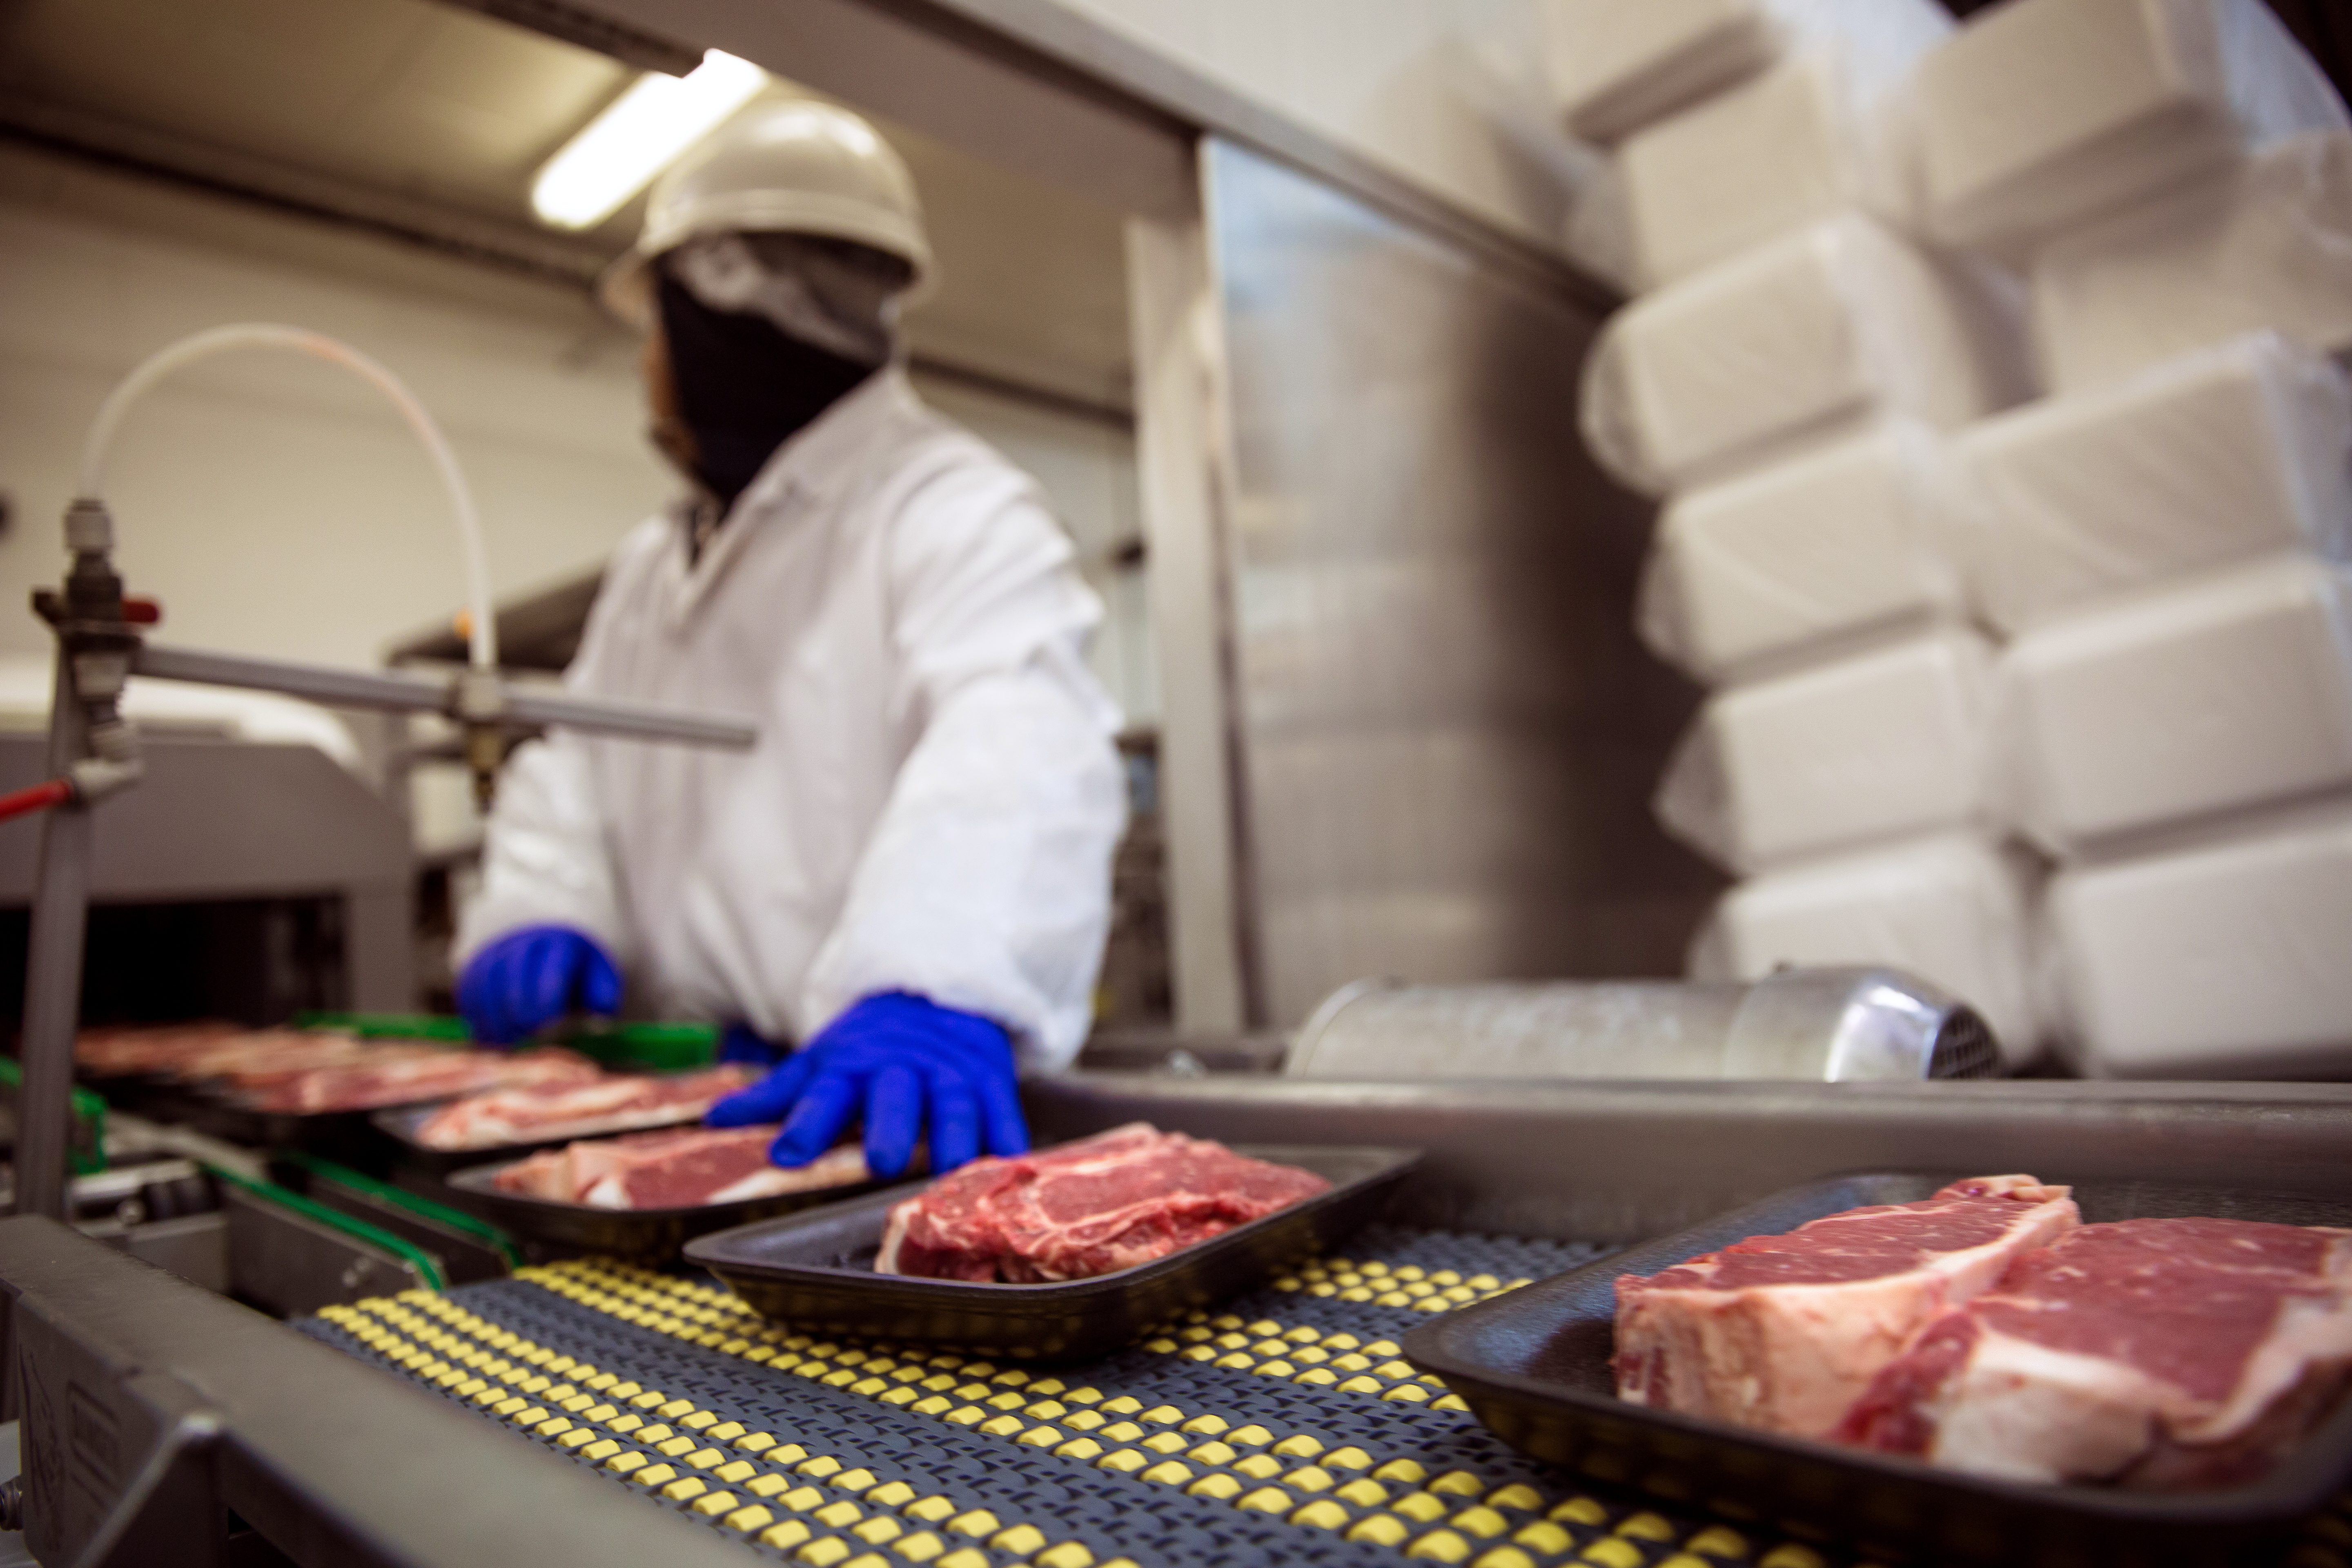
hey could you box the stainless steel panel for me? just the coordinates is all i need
[220,1186,424,1316]
[103,1213,229,1295]
[1027,1074,2352,1245]
[0,735,416,1013]
[1202,139,1718,1026]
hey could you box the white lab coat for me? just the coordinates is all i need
[456,367,1126,1072]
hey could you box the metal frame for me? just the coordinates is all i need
[0,1215,753,1568]
[0,733,418,1014]
[13,506,757,1224]
[9,1076,2352,1563]
[550,0,1616,308]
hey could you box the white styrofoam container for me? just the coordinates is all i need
[1639,420,1966,683]
[1891,0,2347,254]
[1620,38,1940,287]
[2000,553,2352,855]
[1655,627,1998,874]
[1540,0,1953,145]
[1541,0,1780,145]
[1580,214,2032,496]
[1689,832,2045,1065]
[2032,129,2352,393]
[1955,332,2352,634]
[2048,799,2352,1078]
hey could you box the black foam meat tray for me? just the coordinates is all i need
[372,1097,717,1179]
[1401,1172,2352,1568]
[686,1143,1420,1362]
[440,1156,884,1266]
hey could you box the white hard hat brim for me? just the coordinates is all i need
[599,189,936,328]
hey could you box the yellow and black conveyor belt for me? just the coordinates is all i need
[302,1226,2352,1568]
[19,1077,2352,1567]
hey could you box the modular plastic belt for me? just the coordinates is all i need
[298,1227,2352,1568]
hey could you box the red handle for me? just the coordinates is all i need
[122,597,162,625]
[0,779,76,822]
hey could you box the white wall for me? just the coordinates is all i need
[0,145,1152,756]
[1044,0,1571,251]
[0,148,665,675]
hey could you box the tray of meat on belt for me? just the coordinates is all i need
[438,1123,886,1263]
[1404,1172,2352,1567]
[299,1205,2352,1568]
[78,1023,603,1155]
[374,1065,756,1177]
[686,1125,1421,1361]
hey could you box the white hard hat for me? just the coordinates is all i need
[601,98,935,327]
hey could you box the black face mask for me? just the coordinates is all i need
[656,273,877,511]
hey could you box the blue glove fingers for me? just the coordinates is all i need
[975,1064,1030,1159]
[522,935,579,1039]
[716,1023,780,1067]
[706,1049,818,1128]
[454,959,509,1045]
[580,943,623,1016]
[862,1063,925,1180]
[924,1067,981,1174]
[773,1071,858,1168]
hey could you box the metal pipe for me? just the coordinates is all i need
[498,685,757,748]
[132,643,448,715]
[131,644,756,749]
[15,659,93,1222]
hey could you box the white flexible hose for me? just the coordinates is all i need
[76,323,498,670]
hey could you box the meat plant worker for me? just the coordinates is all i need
[454,101,1125,1182]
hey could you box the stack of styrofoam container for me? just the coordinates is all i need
[1871,0,2352,1078]
[1886,0,2352,390]
[1541,0,2048,1062]
[1954,336,2352,1078]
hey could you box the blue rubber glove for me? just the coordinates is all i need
[717,1023,784,1067]
[705,992,1027,1179]
[457,925,621,1046]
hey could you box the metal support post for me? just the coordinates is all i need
[15,658,92,1222]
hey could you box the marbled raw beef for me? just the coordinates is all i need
[1614,1176,2080,1437]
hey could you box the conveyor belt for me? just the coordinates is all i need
[299,1229,2352,1568]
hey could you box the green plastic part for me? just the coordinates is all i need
[290,1013,718,1072]
[0,1056,109,1175]
[280,1152,523,1270]
[209,1167,450,1292]
[294,1012,471,1041]
[557,1021,719,1072]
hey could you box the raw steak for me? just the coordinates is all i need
[246,1046,598,1114]
[74,1021,247,1076]
[1838,1217,2352,1486]
[493,1125,869,1209]
[874,1123,1332,1283]
[1615,1176,2080,1438]
[414,1065,753,1150]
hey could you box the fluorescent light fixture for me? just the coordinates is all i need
[530,49,766,230]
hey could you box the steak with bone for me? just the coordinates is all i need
[493,1125,871,1209]
[414,1065,754,1150]
[875,1123,1332,1283]
[1838,1216,2352,1486]
[1614,1176,2081,1438]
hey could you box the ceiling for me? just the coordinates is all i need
[0,0,1136,410]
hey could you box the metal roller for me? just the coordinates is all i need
[1285,967,2001,1082]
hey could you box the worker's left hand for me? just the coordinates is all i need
[705,992,1028,1179]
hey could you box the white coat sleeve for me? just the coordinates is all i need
[798,466,1127,1074]
[452,555,639,972]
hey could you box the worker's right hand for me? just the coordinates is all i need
[457,925,621,1046]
